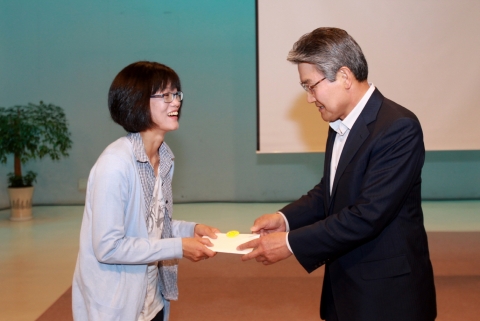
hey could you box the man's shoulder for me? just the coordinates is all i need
[380,97,419,122]
[361,90,422,136]
[359,89,411,127]
[367,88,418,122]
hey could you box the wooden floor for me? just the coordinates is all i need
[0,201,479,321]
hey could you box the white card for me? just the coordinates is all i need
[204,232,260,254]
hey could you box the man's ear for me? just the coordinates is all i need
[338,67,353,89]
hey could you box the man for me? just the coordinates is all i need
[238,28,436,321]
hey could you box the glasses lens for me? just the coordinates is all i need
[177,91,183,101]
[162,93,172,103]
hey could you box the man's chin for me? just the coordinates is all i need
[320,114,331,122]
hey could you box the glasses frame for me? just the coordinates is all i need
[300,77,326,94]
[150,91,183,103]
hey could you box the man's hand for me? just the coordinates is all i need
[237,232,292,265]
[250,213,287,235]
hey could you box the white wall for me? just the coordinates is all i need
[257,0,480,152]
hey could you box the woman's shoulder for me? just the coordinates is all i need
[87,137,137,193]
[102,136,132,155]
[95,137,134,169]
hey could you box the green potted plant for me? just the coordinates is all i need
[0,101,72,221]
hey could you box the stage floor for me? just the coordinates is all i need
[1,201,479,321]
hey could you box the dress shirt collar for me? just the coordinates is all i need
[127,132,174,165]
[329,83,376,135]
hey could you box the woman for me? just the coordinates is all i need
[72,61,218,321]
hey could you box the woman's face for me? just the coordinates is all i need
[149,84,181,134]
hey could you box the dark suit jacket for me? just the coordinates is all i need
[281,89,436,321]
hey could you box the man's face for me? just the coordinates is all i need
[298,63,350,123]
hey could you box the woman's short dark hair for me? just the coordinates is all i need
[108,61,182,132]
[287,27,368,82]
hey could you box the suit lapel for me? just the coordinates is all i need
[324,127,336,206]
[331,120,369,196]
[329,89,384,202]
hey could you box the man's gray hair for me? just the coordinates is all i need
[287,27,368,82]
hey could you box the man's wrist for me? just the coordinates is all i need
[277,212,293,253]
[285,232,293,253]
[277,211,290,232]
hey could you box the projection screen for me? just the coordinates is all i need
[257,0,480,153]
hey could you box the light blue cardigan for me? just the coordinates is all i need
[72,137,196,321]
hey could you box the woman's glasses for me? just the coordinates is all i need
[150,91,183,103]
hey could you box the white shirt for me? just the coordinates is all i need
[329,84,375,193]
[138,171,165,321]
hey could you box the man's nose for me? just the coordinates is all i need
[306,91,317,104]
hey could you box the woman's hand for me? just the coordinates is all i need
[181,224,219,262]
[181,237,217,262]
[194,224,220,239]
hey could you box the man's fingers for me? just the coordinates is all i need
[237,238,260,251]
[250,213,284,234]
[241,248,260,261]
[239,239,263,262]
[250,216,268,232]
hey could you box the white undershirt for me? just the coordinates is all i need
[138,170,165,321]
